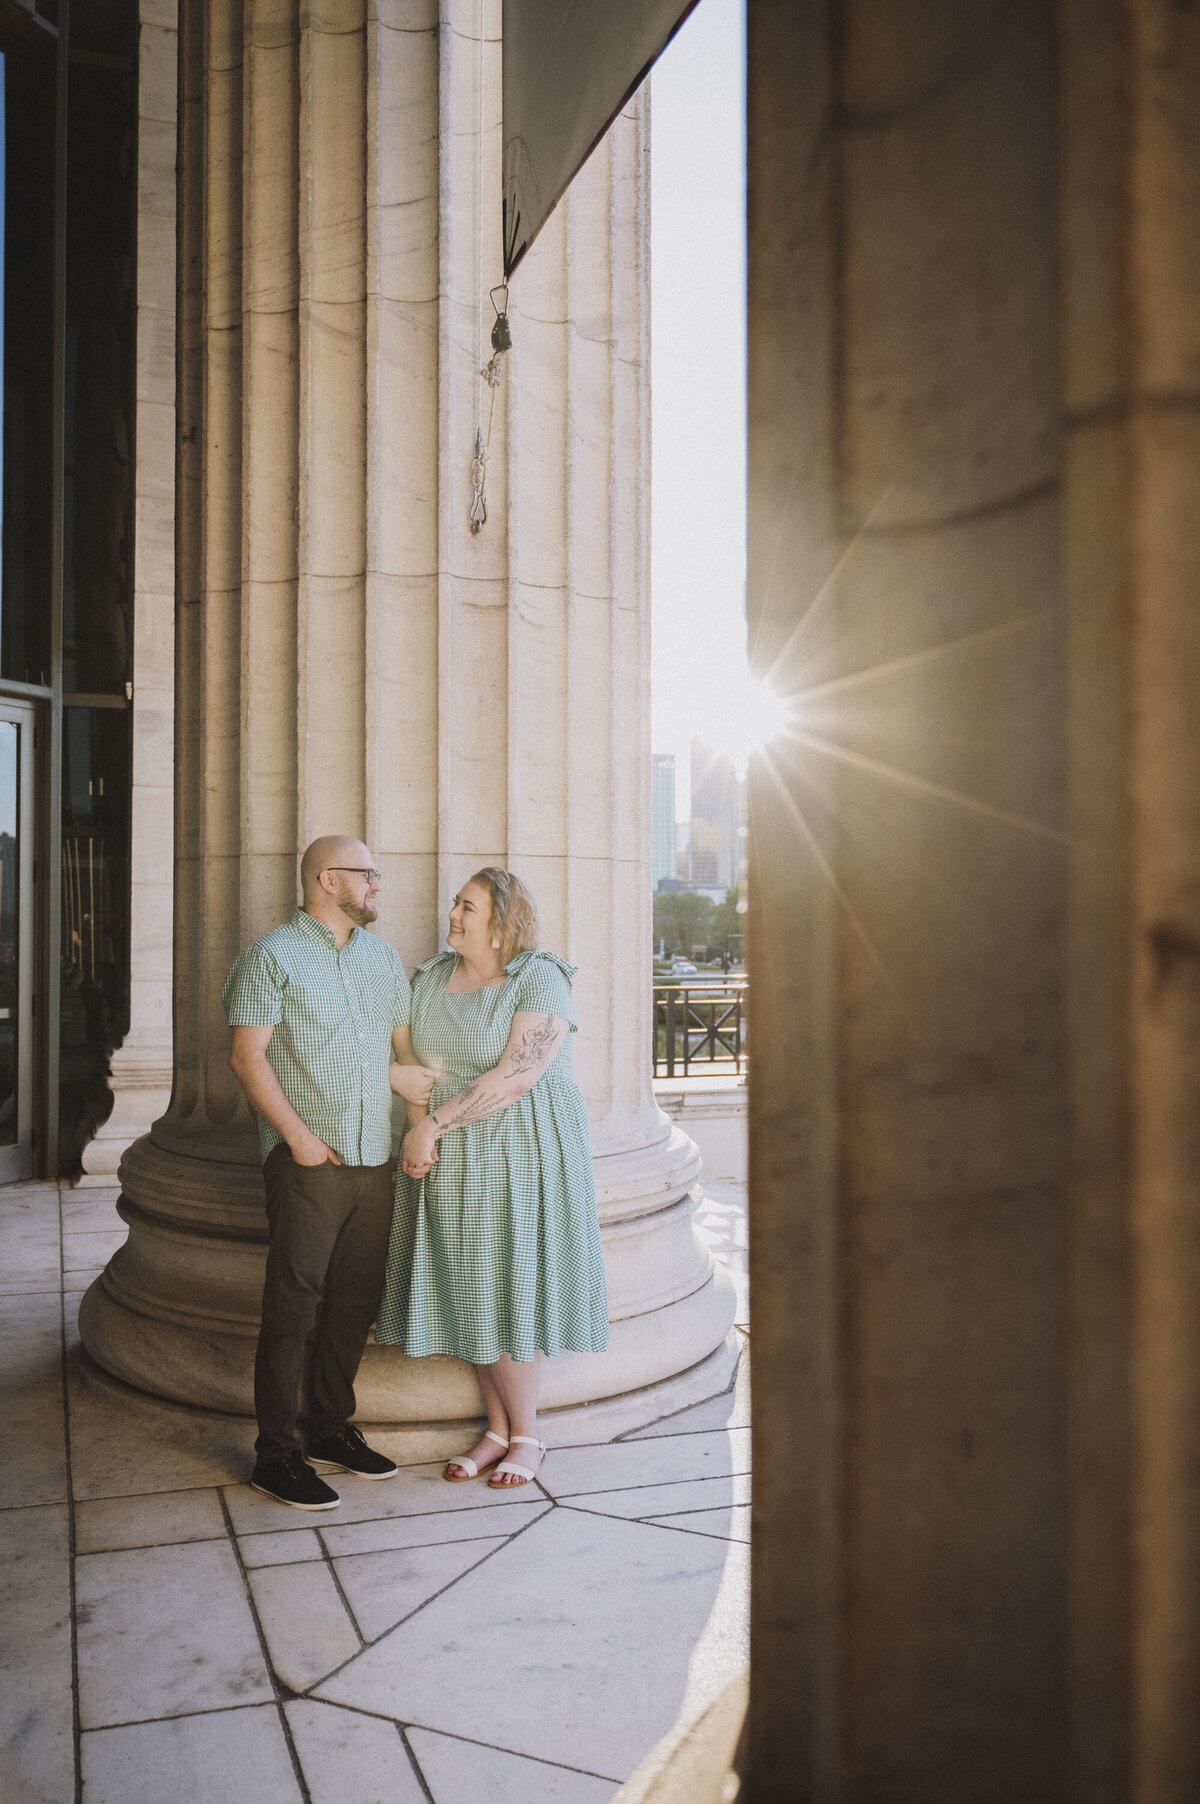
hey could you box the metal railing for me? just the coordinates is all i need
[653,980,747,1078]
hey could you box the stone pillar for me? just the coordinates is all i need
[79,0,179,1182]
[743,0,1068,1798]
[79,0,736,1448]
[1115,4,1200,1794]
[726,2,1200,1801]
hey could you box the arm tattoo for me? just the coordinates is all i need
[433,1015,563,1133]
[507,1014,561,1077]
[435,1080,505,1130]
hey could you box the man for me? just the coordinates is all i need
[222,836,435,1510]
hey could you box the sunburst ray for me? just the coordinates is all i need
[753,485,898,691]
[791,614,1045,708]
[758,751,919,1035]
[791,727,1088,849]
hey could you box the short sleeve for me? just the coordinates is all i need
[391,954,412,1030]
[514,955,577,1031]
[221,943,284,1027]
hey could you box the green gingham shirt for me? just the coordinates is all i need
[221,909,411,1166]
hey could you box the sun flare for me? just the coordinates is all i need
[716,672,791,774]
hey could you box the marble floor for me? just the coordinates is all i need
[1,1179,749,1804]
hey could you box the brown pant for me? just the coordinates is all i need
[254,1143,394,1463]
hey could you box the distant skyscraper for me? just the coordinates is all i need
[689,815,719,887]
[690,739,739,889]
[652,754,677,889]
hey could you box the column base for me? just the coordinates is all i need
[75,1323,742,1459]
[78,1124,739,1436]
[77,1047,173,1186]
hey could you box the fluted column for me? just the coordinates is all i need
[80,0,735,1444]
[726,2,1200,1801]
[80,0,180,1181]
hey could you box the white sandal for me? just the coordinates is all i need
[487,1435,546,1488]
[443,1429,508,1482]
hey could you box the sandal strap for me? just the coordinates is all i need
[482,1430,509,1447]
[508,1435,545,1450]
[449,1457,479,1477]
[491,1460,537,1481]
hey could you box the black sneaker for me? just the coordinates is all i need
[307,1423,398,1481]
[251,1449,340,1511]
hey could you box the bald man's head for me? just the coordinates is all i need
[300,836,369,898]
[300,836,380,928]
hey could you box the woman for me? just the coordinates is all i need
[375,868,609,1487]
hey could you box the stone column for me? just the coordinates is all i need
[1118,4,1200,1794]
[80,0,735,1449]
[79,0,179,1182]
[742,1,1069,1798]
[721,3,1200,1802]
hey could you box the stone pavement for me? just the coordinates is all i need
[2,1180,749,1804]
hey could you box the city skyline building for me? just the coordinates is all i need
[690,737,740,890]
[652,752,677,890]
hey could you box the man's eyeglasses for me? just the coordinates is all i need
[324,867,382,885]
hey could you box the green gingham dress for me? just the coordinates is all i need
[374,949,610,1365]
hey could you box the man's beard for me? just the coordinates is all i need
[337,889,377,927]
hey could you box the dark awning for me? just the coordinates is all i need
[502,0,698,276]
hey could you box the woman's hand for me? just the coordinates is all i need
[402,1116,440,1178]
[390,1063,438,1106]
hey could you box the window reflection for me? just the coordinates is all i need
[0,26,54,686]
[59,707,130,1169]
[0,719,19,1143]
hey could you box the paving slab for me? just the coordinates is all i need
[225,1458,540,1535]
[316,1504,747,1780]
[285,1699,426,1804]
[321,1496,550,1558]
[240,1527,326,1567]
[3,1290,68,1506]
[0,1502,74,1804]
[333,1536,509,1641]
[409,1726,618,1803]
[62,1267,106,1295]
[76,1539,273,1727]
[561,1472,751,1521]
[646,1502,752,1543]
[67,1342,250,1500]
[245,1559,362,1693]
[81,1705,302,1804]
[62,1229,127,1272]
[75,1486,227,1553]
[539,1427,751,1499]
[0,1192,61,1292]
[59,1192,123,1233]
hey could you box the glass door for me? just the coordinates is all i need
[0,699,35,1181]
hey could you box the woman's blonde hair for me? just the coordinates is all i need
[469,867,538,964]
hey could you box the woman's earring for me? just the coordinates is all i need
[491,935,501,950]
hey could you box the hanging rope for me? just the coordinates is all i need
[468,1,511,536]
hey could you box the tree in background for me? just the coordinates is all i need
[710,884,742,952]
[653,889,716,956]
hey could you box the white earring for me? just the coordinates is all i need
[491,935,501,950]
